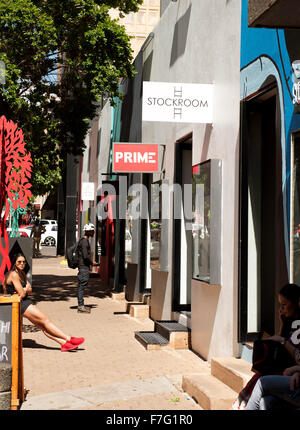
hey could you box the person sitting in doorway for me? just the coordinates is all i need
[233,283,300,409]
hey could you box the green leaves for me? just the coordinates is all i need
[0,0,141,196]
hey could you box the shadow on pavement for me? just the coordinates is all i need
[22,324,40,333]
[22,339,60,351]
[32,269,112,304]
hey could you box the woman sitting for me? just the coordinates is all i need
[2,253,84,352]
[245,366,300,410]
[234,283,300,409]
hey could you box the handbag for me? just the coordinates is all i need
[252,339,295,374]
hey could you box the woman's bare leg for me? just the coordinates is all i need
[23,305,70,345]
[42,331,65,346]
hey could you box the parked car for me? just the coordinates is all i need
[40,219,57,232]
[41,225,57,246]
[6,227,30,237]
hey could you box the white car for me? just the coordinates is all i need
[41,225,58,246]
[40,219,58,232]
[6,227,30,238]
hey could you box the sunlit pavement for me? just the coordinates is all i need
[20,246,209,410]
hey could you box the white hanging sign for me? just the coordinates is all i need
[142,81,213,124]
[81,182,95,201]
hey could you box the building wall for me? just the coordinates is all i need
[110,0,161,59]
[130,0,242,359]
[79,0,300,362]
[239,0,300,339]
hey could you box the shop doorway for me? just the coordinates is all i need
[173,136,192,313]
[239,88,288,341]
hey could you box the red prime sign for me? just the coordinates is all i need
[113,143,159,173]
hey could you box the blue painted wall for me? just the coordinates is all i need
[241,0,300,268]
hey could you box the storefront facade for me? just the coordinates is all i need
[118,0,242,360]
[79,0,300,362]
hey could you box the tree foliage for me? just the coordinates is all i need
[0,0,143,195]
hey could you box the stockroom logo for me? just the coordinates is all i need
[142,81,213,123]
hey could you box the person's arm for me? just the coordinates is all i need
[283,365,300,376]
[267,335,299,362]
[10,272,28,299]
[290,372,300,391]
[24,277,32,295]
[81,239,93,266]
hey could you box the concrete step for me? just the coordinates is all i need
[129,304,150,318]
[155,321,191,349]
[182,373,237,410]
[211,357,254,393]
[135,320,191,351]
[141,294,151,306]
[110,292,125,301]
[135,331,170,350]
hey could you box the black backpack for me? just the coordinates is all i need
[66,240,80,269]
[252,339,295,374]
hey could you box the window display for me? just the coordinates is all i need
[192,161,211,282]
[292,133,300,285]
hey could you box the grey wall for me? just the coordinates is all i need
[125,0,242,359]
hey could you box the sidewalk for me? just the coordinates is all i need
[20,247,210,410]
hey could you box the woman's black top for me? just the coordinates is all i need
[6,276,34,314]
[6,278,26,295]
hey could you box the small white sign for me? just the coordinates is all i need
[81,182,95,201]
[293,81,300,105]
[142,81,213,124]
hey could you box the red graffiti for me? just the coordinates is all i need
[0,116,32,281]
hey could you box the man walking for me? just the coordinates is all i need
[30,219,46,257]
[77,223,98,313]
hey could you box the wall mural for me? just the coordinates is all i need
[0,116,32,281]
[241,0,300,274]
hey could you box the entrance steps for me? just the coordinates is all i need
[110,291,125,301]
[113,293,151,319]
[135,321,191,350]
[129,304,150,318]
[182,357,254,410]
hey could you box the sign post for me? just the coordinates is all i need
[0,295,24,410]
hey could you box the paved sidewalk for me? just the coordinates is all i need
[20,247,209,410]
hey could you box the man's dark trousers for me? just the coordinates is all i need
[78,267,90,307]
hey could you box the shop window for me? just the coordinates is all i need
[192,161,210,282]
[125,195,133,264]
[150,182,161,270]
[291,132,300,285]
[150,181,169,271]
[191,159,222,284]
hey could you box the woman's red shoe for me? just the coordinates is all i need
[61,341,78,352]
[69,337,85,346]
